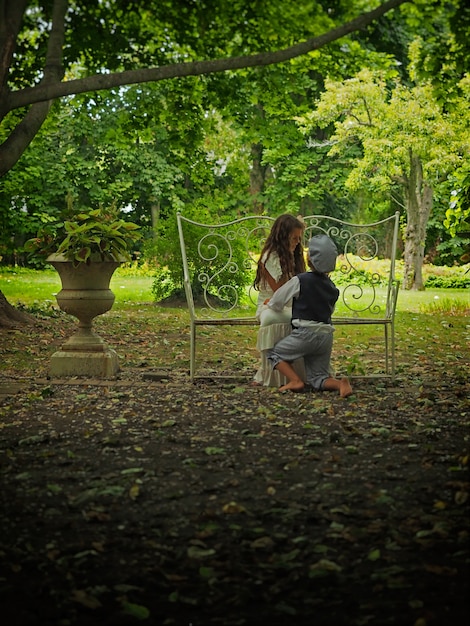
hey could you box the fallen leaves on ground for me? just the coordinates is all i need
[0,309,469,625]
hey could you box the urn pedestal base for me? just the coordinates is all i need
[49,347,120,378]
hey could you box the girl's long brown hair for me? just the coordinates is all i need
[254,214,306,289]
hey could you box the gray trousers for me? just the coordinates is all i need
[267,325,334,391]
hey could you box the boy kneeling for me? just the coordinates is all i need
[266,234,352,398]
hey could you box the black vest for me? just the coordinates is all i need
[292,272,339,325]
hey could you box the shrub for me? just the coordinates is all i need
[149,206,257,308]
[151,266,179,302]
[332,256,392,287]
[424,273,470,289]
[116,260,157,278]
[332,267,388,287]
[24,203,141,264]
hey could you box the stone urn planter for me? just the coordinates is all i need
[48,253,122,378]
[25,203,141,378]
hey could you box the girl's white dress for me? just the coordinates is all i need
[253,252,305,386]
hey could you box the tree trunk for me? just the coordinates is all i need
[0,0,67,174]
[249,142,267,214]
[403,151,433,290]
[150,200,160,236]
[0,290,35,328]
[249,111,275,216]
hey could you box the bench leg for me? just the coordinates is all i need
[384,322,396,381]
[190,322,196,381]
[384,324,389,376]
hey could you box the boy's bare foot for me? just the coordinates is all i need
[279,380,305,393]
[340,377,353,398]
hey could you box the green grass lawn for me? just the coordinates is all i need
[1,266,468,314]
[0,267,154,309]
[395,287,469,313]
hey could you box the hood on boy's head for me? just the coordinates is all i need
[308,235,338,273]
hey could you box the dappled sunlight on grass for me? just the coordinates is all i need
[418,295,469,315]
[396,288,469,314]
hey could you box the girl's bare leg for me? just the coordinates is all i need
[323,377,353,398]
[275,361,305,392]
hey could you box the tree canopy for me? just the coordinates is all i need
[1,0,410,176]
[1,0,469,297]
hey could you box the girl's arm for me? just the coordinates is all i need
[261,265,286,292]
[261,253,286,292]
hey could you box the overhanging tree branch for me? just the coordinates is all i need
[0,0,412,176]
[6,0,411,111]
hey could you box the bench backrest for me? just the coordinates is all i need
[177,212,400,322]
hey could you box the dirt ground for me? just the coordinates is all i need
[0,311,469,626]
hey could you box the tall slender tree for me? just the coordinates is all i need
[296,69,470,289]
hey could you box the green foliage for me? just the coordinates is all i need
[424,274,470,289]
[56,209,141,263]
[24,201,141,264]
[115,260,157,278]
[345,354,366,377]
[434,232,470,266]
[407,0,470,106]
[332,268,388,288]
[15,301,62,319]
[215,34,394,217]
[151,266,179,302]
[1,78,219,265]
[445,156,470,264]
[149,204,258,306]
[1,0,468,276]
[295,68,470,284]
[299,69,466,194]
[331,256,470,290]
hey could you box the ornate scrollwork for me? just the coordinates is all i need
[177,210,399,379]
[190,215,388,318]
[341,230,381,315]
[303,217,384,317]
[339,231,382,315]
[197,230,238,314]
[195,219,272,315]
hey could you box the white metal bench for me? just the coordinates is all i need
[177,212,400,381]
